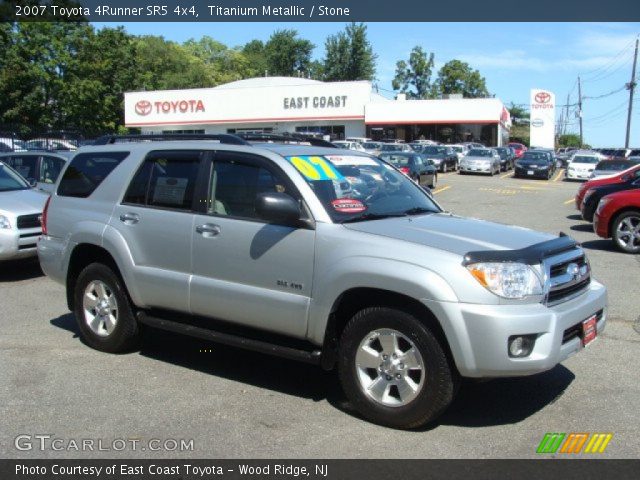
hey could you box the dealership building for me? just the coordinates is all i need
[124,77,511,145]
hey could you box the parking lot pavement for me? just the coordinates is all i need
[1,173,639,459]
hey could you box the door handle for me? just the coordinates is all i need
[196,223,221,237]
[119,213,140,225]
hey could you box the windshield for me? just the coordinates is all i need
[362,142,381,149]
[595,161,631,171]
[572,156,599,164]
[451,146,464,152]
[468,149,492,157]
[521,152,547,161]
[421,146,447,155]
[378,154,416,166]
[284,154,441,222]
[0,163,31,191]
[380,144,404,152]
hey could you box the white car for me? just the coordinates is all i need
[0,138,26,153]
[565,152,601,181]
[448,144,469,161]
[332,141,366,152]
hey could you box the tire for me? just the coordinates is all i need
[612,211,640,254]
[338,307,457,429]
[73,262,140,353]
[429,174,437,189]
[442,163,447,174]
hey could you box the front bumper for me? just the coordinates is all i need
[593,212,608,238]
[423,280,607,377]
[566,170,592,181]
[514,167,550,178]
[460,163,492,173]
[0,227,41,260]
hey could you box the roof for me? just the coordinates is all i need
[212,77,323,89]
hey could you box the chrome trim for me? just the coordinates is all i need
[540,247,591,306]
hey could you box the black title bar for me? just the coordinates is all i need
[2,0,640,22]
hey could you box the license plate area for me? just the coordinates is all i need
[527,170,534,175]
[582,315,597,346]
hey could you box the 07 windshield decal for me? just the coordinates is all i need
[285,155,344,181]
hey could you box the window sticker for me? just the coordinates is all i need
[325,155,379,167]
[152,177,188,205]
[331,198,367,214]
[285,155,344,181]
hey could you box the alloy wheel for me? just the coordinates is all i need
[82,280,118,337]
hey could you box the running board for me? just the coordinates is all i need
[137,312,323,365]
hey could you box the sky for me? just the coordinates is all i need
[94,22,640,148]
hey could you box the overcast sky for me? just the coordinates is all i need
[94,22,640,147]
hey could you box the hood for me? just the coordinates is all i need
[344,213,554,257]
[0,188,48,217]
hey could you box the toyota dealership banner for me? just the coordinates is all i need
[529,89,556,149]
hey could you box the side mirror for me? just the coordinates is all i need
[29,179,37,187]
[255,192,301,225]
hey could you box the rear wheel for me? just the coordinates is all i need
[612,211,640,254]
[429,174,437,189]
[73,262,140,352]
[442,163,448,174]
[338,307,457,429]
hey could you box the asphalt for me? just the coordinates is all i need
[1,169,638,459]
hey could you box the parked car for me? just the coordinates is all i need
[575,164,640,210]
[345,137,371,144]
[590,159,638,179]
[580,176,640,222]
[378,152,438,188]
[508,142,527,159]
[24,138,78,151]
[38,134,606,430]
[594,189,640,253]
[460,148,501,175]
[0,161,48,261]
[565,152,601,181]
[361,141,383,156]
[379,143,412,153]
[494,147,515,171]
[418,145,459,173]
[514,151,556,180]
[448,144,469,162]
[0,138,27,152]
[0,151,71,193]
[332,141,366,153]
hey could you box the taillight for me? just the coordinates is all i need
[400,167,410,175]
[41,196,51,235]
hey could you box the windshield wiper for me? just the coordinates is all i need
[340,212,407,223]
[401,207,437,216]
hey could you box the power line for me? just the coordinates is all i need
[580,38,636,81]
[582,85,627,100]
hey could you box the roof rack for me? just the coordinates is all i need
[92,134,250,146]
[236,132,337,148]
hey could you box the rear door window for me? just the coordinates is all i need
[40,155,66,184]
[58,152,129,197]
[5,155,38,183]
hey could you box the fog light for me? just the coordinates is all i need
[508,335,536,358]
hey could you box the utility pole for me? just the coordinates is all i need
[625,37,638,149]
[578,76,583,147]
[565,93,571,136]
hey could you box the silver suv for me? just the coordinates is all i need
[38,135,607,429]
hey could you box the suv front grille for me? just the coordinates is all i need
[16,214,41,230]
[544,251,591,305]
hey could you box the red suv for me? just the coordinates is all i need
[508,142,527,159]
[594,189,640,253]
[575,164,640,210]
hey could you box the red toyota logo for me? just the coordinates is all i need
[534,92,551,104]
[135,100,152,116]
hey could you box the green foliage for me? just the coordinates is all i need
[433,60,489,98]
[508,102,530,125]
[323,23,376,81]
[264,29,314,77]
[392,46,435,99]
[558,134,582,148]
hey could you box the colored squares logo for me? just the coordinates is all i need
[537,433,612,454]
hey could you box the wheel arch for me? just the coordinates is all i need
[609,206,640,239]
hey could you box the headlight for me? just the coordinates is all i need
[583,189,596,203]
[0,214,11,229]
[467,262,543,299]
[596,198,610,215]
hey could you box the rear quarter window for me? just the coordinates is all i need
[57,152,129,197]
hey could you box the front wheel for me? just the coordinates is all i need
[73,262,140,353]
[442,163,447,174]
[612,211,640,254]
[338,307,457,429]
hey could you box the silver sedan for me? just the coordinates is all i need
[459,148,501,175]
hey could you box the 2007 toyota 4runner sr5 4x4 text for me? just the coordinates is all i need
[38,135,607,429]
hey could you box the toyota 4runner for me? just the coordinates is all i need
[38,134,607,429]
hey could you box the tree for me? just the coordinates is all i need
[392,46,435,99]
[507,102,530,125]
[323,23,376,81]
[242,39,268,77]
[264,29,314,77]
[433,60,489,98]
[558,134,582,148]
